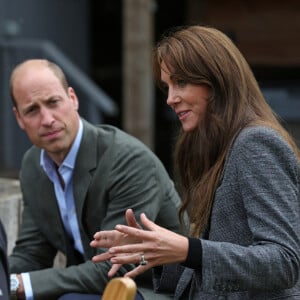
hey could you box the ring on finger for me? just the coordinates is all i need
[139,254,148,266]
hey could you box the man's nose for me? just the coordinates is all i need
[40,108,54,125]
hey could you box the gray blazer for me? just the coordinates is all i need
[9,119,181,300]
[153,126,300,299]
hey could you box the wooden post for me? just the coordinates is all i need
[123,0,155,149]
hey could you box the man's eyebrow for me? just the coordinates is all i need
[41,95,63,103]
[24,101,37,108]
[21,102,38,114]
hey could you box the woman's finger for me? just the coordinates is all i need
[108,263,122,277]
[140,213,167,232]
[90,238,114,248]
[110,252,142,265]
[124,264,152,278]
[109,253,153,278]
[126,209,142,229]
[114,224,153,240]
[109,240,154,255]
[115,213,164,238]
[93,229,122,241]
[92,251,112,263]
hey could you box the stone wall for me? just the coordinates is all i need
[0,177,22,254]
[0,177,65,267]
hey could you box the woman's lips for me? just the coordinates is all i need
[177,110,190,120]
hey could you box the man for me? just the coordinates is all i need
[9,59,181,300]
[0,220,9,300]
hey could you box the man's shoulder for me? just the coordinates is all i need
[83,120,127,138]
[84,121,168,171]
[20,146,43,181]
[22,145,40,163]
[84,121,151,151]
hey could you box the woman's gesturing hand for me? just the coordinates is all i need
[107,211,188,278]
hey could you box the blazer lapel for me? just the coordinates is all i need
[73,120,98,215]
[72,120,99,258]
[174,268,194,299]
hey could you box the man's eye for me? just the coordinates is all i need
[49,99,59,105]
[25,107,37,115]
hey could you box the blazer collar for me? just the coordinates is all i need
[72,119,98,211]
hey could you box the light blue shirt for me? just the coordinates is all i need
[22,119,84,300]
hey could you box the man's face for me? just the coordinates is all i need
[12,63,80,165]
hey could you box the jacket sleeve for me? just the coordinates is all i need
[9,201,57,273]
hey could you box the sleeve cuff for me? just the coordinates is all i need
[181,237,202,269]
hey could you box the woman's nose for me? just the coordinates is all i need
[166,89,180,107]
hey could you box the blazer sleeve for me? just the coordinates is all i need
[9,199,58,273]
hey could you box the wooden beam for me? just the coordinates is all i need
[123,0,155,149]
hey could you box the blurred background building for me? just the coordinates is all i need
[1,0,300,178]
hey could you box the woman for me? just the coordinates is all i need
[91,25,300,299]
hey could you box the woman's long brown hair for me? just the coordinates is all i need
[153,25,300,237]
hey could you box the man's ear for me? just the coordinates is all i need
[68,87,79,111]
[13,107,25,130]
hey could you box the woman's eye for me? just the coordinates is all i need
[177,79,187,87]
[161,83,169,94]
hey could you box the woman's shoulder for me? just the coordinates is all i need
[235,126,289,149]
[237,125,282,141]
[232,125,298,165]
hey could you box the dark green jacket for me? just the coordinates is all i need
[9,119,181,300]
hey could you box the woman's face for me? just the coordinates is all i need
[160,61,210,132]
